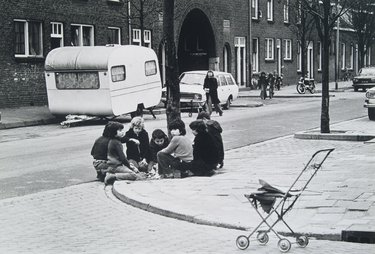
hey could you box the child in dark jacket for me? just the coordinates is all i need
[188,120,220,176]
[148,129,169,172]
[124,117,150,172]
[196,111,224,168]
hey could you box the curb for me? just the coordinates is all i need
[112,184,249,231]
[239,94,335,99]
[0,118,58,130]
[294,131,375,141]
[231,102,263,108]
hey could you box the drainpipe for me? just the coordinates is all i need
[248,0,252,87]
[335,1,340,90]
[128,0,132,44]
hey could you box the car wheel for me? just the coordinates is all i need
[223,97,232,110]
[369,108,375,121]
[354,86,358,92]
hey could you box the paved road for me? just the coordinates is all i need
[0,182,372,254]
[0,91,366,199]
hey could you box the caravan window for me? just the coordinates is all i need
[111,65,126,82]
[145,60,157,76]
[55,72,99,89]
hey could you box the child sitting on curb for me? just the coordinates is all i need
[148,129,169,174]
[124,117,150,172]
[105,122,145,185]
[157,119,193,178]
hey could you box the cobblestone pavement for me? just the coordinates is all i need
[0,182,373,254]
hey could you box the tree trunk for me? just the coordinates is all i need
[320,1,330,133]
[163,0,180,126]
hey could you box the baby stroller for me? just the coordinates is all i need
[236,148,334,252]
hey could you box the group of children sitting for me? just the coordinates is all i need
[90,112,224,185]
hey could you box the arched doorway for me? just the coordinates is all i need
[178,9,216,73]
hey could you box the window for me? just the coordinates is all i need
[265,38,274,60]
[367,47,371,66]
[235,37,246,85]
[71,24,94,46]
[317,41,322,71]
[267,0,273,21]
[341,43,346,70]
[225,75,236,86]
[297,41,302,72]
[132,29,141,45]
[284,0,289,23]
[111,66,126,82]
[284,39,292,60]
[144,30,151,48]
[145,60,157,76]
[50,22,63,50]
[55,72,99,89]
[349,45,354,70]
[107,27,121,45]
[252,38,259,72]
[219,75,227,86]
[251,0,259,19]
[14,20,43,57]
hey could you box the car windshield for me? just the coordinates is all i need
[179,73,206,85]
[359,68,375,76]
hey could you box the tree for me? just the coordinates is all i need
[287,0,316,78]
[351,0,375,69]
[302,0,355,133]
[163,0,180,126]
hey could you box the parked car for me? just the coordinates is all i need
[352,66,375,92]
[161,70,239,111]
[364,87,375,120]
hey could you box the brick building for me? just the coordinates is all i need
[0,0,372,108]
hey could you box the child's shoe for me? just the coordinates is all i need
[104,173,116,185]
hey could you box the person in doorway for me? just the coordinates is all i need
[203,70,223,116]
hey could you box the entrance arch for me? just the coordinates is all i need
[178,9,216,73]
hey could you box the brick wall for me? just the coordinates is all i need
[0,0,128,108]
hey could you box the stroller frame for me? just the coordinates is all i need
[236,148,334,252]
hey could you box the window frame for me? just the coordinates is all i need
[145,60,157,76]
[341,42,346,70]
[50,22,64,49]
[107,26,121,45]
[265,38,274,61]
[317,41,322,71]
[283,39,292,60]
[70,23,94,46]
[144,30,151,48]
[349,45,354,70]
[267,0,274,22]
[132,29,141,45]
[111,65,126,82]
[284,0,289,23]
[251,0,259,20]
[14,19,43,58]
[297,41,302,72]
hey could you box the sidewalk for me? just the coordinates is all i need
[113,117,375,244]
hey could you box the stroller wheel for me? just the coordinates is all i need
[278,239,291,253]
[296,235,309,248]
[256,232,269,245]
[236,235,250,250]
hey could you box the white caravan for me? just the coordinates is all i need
[45,45,162,117]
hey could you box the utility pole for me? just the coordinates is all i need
[335,0,340,90]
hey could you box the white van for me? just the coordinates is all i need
[45,45,162,117]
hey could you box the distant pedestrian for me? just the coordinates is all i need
[196,111,224,168]
[259,72,268,100]
[124,117,150,172]
[203,70,223,116]
[157,119,193,178]
[148,129,169,173]
[105,122,145,185]
[187,120,220,176]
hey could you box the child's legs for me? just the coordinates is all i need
[115,172,137,181]
[129,159,139,169]
[157,152,179,175]
[112,165,135,174]
[147,161,157,172]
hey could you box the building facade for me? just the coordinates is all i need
[0,0,373,108]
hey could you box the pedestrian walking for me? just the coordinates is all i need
[203,70,223,116]
[259,72,268,100]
